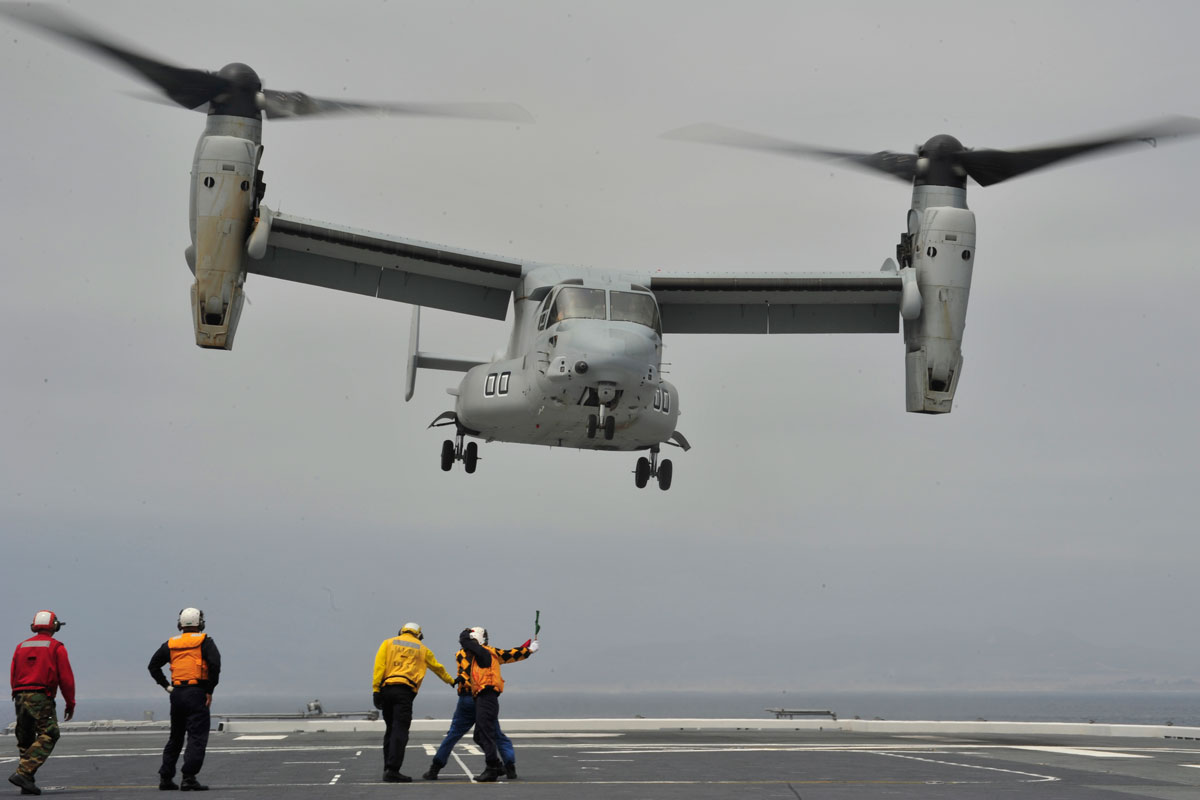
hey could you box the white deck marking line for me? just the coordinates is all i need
[873,751,1058,783]
[234,735,288,740]
[58,745,364,760]
[355,751,362,756]
[422,744,439,756]
[328,773,341,785]
[1182,764,1200,769]
[451,750,475,780]
[463,744,483,756]
[1011,746,1151,759]
[508,733,623,738]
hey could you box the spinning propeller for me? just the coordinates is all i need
[0,3,533,123]
[665,117,1200,188]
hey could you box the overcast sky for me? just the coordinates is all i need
[3,1,1200,715]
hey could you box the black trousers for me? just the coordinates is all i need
[161,686,210,779]
[380,683,416,772]
[473,689,502,768]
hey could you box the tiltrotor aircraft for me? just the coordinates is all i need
[6,6,1197,491]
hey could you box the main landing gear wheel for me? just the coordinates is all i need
[603,415,616,440]
[635,457,650,488]
[633,447,674,491]
[439,431,480,475]
[586,414,598,439]
[657,459,673,490]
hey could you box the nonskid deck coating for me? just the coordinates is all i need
[4,721,1200,798]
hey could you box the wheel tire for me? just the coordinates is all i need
[586,414,598,439]
[440,440,455,472]
[657,459,673,491]
[603,415,616,440]
[464,441,479,474]
[634,457,650,488]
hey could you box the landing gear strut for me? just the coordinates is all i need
[634,446,672,491]
[440,429,480,474]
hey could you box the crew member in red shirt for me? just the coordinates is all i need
[9,610,75,796]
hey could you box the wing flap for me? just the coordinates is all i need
[651,273,902,334]
[252,212,524,320]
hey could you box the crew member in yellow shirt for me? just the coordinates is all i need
[371,622,454,782]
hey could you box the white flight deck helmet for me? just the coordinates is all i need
[31,610,63,633]
[177,608,205,631]
[468,626,488,645]
[400,622,423,640]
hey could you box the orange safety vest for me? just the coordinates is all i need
[469,645,505,695]
[168,633,209,685]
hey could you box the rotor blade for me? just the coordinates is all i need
[261,91,533,123]
[0,2,227,110]
[961,116,1200,187]
[664,122,918,182]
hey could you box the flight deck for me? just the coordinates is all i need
[6,719,1200,799]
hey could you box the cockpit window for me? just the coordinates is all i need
[610,291,661,334]
[548,287,607,324]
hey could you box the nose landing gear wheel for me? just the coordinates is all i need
[464,441,479,474]
[586,414,598,439]
[603,415,616,440]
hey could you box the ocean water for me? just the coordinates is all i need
[66,690,1200,728]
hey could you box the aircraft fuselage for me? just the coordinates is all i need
[450,266,681,452]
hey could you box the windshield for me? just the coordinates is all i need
[610,291,661,333]
[548,287,607,323]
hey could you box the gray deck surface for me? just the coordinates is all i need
[6,725,1200,798]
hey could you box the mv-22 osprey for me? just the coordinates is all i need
[7,6,1197,491]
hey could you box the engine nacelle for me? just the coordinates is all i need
[189,130,260,349]
[903,205,976,413]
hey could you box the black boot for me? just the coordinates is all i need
[382,770,411,783]
[159,775,180,790]
[7,772,40,796]
[179,775,208,791]
[504,762,518,779]
[422,763,442,780]
[474,765,502,783]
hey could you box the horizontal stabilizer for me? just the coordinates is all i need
[416,353,484,372]
[405,306,486,401]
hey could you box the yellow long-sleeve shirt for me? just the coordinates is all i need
[372,631,454,693]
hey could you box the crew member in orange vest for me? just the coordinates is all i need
[148,608,221,792]
[459,626,539,782]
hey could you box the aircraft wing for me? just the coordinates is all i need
[649,272,902,334]
[251,211,525,320]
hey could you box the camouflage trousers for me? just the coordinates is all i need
[12,692,60,778]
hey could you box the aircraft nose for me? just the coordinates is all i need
[549,324,657,386]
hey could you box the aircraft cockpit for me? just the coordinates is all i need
[536,285,662,334]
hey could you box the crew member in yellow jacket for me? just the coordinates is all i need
[371,622,454,782]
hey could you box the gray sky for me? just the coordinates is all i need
[3,1,1200,712]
